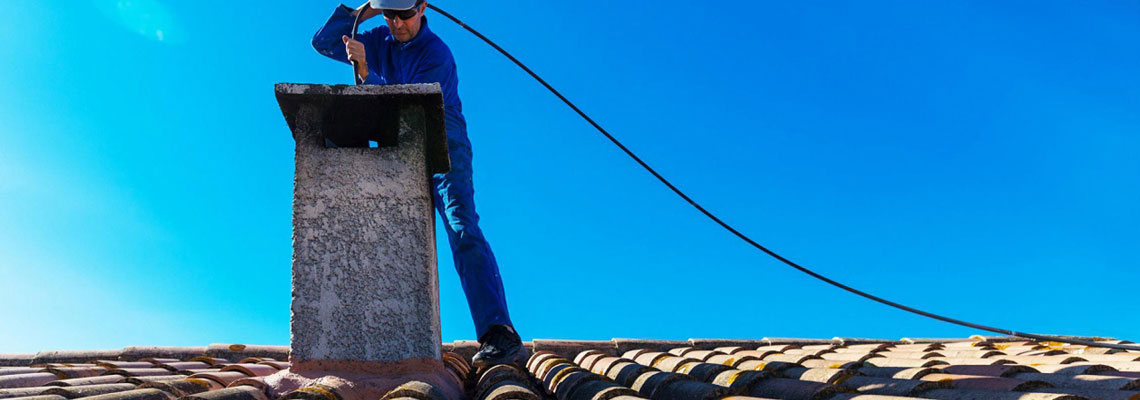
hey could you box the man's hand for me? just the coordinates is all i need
[343,35,368,81]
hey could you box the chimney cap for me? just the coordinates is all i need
[275,82,450,174]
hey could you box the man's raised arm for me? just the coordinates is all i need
[311,3,382,67]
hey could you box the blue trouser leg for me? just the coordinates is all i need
[432,145,513,340]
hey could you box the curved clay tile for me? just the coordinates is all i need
[73,388,175,400]
[0,354,36,367]
[746,376,851,400]
[588,357,631,376]
[181,386,269,400]
[101,368,180,377]
[189,357,230,366]
[156,362,212,372]
[0,372,61,388]
[95,362,154,370]
[379,381,448,400]
[0,367,41,377]
[254,361,289,371]
[121,346,207,361]
[121,376,189,385]
[939,364,1038,377]
[44,375,125,387]
[922,388,1083,400]
[279,383,342,400]
[839,375,951,396]
[187,371,253,387]
[32,350,123,366]
[138,378,220,397]
[218,364,278,378]
[41,383,138,398]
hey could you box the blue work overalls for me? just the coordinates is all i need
[313,5,512,339]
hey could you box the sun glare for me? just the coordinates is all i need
[93,0,184,43]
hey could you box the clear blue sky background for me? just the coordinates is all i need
[0,1,1137,353]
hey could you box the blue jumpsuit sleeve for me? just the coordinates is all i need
[311,5,382,67]
[409,51,454,86]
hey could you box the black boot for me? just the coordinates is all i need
[471,324,529,370]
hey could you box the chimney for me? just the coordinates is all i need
[275,83,450,370]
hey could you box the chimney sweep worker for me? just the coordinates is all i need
[312,0,528,369]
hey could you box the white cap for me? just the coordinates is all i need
[369,0,419,10]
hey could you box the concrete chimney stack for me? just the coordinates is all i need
[274,83,450,371]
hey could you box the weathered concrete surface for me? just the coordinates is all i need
[277,83,449,365]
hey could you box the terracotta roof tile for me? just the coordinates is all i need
[120,376,191,385]
[12,394,69,400]
[839,375,950,396]
[156,362,213,372]
[613,339,688,354]
[648,378,730,399]
[104,369,185,377]
[40,382,138,398]
[595,358,634,378]
[688,339,769,349]
[44,375,125,387]
[278,383,340,400]
[607,363,654,387]
[0,368,40,377]
[827,394,927,400]
[121,347,207,362]
[187,358,228,367]
[532,340,613,358]
[1089,361,1140,372]
[761,338,834,346]
[0,385,55,398]
[919,373,1050,391]
[1029,387,1140,400]
[756,345,803,353]
[31,351,123,366]
[711,369,769,393]
[1032,363,1118,375]
[78,388,176,400]
[137,379,219,397]
[628,370,689,398]
[677,362,734,382]
[747,376,851,400]
[203,345,287,362]
[939,364,1038,377]
[0,373,58,388]
[217,365,277,378]
[10,336,1140,400]
[779,367,856,385]
[140,359,183,365]
[96,362,155,370]
[855,366,936,380]
[865,358,948,368]
[181,386,267,400]
[831,339,900,347]
[921,388,1083,400]
[477,381,539,400]
[185,372,251,388]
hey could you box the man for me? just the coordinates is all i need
[311,0,527,369]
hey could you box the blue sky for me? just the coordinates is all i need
[0,1,1137,353]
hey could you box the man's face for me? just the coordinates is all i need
[384,2,426,43]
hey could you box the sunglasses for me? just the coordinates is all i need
[382,5,421,20]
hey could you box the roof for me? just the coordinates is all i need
[2,336,1138,400]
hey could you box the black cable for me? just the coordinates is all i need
[350,4,370,85]
[425,3,1139,351]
